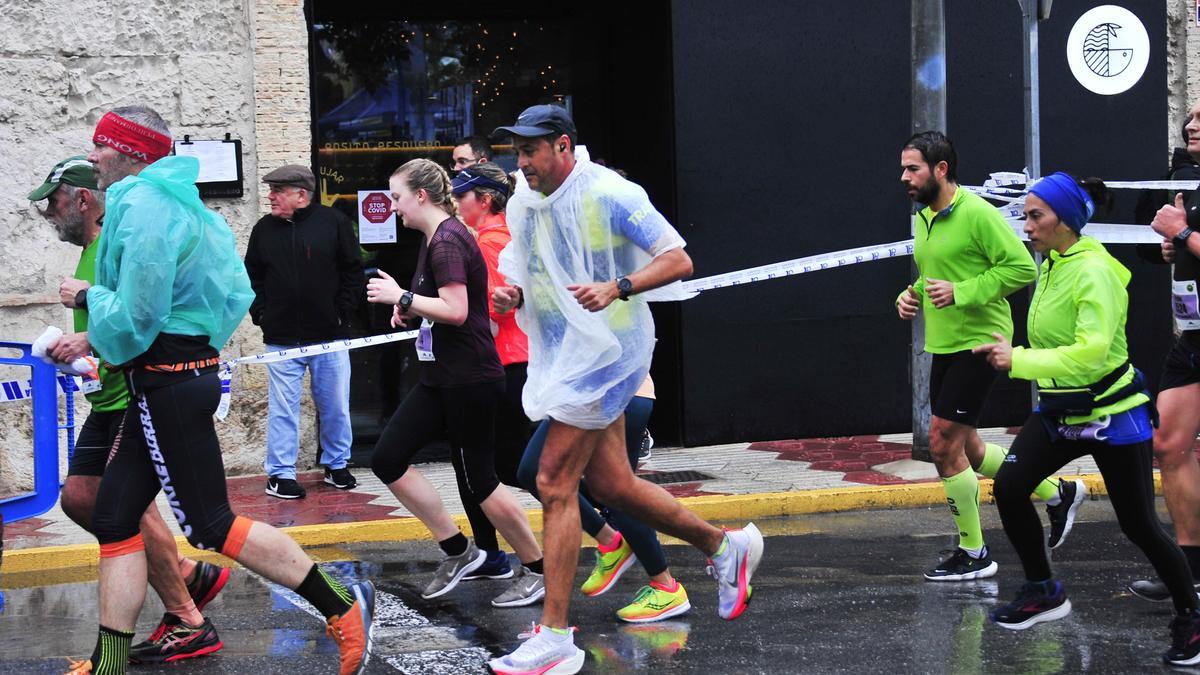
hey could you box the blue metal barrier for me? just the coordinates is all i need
[0,342,60,524]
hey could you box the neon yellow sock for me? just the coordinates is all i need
[978,443,1059,502]
[942,467,984,551]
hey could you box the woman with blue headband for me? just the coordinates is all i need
[974,172,1200,665]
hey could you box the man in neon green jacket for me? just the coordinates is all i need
[975,172,1200,666]
[897,132,1080,582]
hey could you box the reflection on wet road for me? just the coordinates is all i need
[0,502,1187,673]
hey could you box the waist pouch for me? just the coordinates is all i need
[1036,361,1137,418]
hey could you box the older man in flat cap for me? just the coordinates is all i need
[245,164,363,499]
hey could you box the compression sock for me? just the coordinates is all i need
[294,564,354,619]
[89,625,134,674]
[978,443,1060,503]
[942,467,985,554]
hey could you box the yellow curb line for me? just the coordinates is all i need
[1,471,1150,582]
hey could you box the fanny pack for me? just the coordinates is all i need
[1036,361,1138,418]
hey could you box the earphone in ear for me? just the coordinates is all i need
[559,144,566,152]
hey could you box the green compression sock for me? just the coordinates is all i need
[89,625,134,674]
[978,443,1059,502]
[943,467,984,552]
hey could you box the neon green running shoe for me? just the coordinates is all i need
[581,533,637,597]
[616,581,691,623]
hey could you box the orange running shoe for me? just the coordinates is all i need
[325,581,375,675]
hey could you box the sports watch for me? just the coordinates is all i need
[399,291,414,312]
[616,277,633,301]
[1175,227,1195,248]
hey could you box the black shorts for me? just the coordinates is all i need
[929,350,999,427]
[1160,336,1200,392]
[68,409,126,477]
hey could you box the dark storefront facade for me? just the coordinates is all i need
[306,1,1172,453]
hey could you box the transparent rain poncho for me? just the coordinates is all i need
[499,150,690,429]
[88,156,254,365]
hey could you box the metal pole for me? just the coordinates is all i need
[1020,0,1043,406]
[910,0,946,460]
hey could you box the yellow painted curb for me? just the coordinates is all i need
[0,471,1151,584]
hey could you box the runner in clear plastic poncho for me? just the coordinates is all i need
[486,104,764,675]
[498,145,690,429]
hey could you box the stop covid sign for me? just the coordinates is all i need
[361,192,391,224]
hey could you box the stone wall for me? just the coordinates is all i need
[1167,0,1199,148]
[0,0,315,494]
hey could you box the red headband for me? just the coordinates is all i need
[92,111,171,163]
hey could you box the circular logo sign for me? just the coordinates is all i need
[361,192,391,224]
[1066,5,1150,95]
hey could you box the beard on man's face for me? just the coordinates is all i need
[49,209,86,247]
[912,180,941,206]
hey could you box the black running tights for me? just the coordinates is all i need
[993,413,1197,615]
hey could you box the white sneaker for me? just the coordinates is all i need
[707,523,764,620]
[487,623,585,675]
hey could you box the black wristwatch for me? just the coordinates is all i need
[616,277,633,301]
[74,288,89,311]
[398,291,414,312]
[1175,227,1195,247]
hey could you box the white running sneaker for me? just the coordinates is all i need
[707,523,764,620]
[487,623,585,675]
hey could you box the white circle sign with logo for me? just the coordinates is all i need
[1066,5,1150,95]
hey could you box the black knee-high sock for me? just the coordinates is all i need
[295,564,354,619]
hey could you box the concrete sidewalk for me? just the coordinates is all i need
[1,426,1116,578]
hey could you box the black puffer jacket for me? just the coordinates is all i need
[245,202,363,345]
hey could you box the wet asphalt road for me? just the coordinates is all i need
[0,499,1194,674]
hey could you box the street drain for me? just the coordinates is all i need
[639,470,715,485]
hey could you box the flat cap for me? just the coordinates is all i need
[262,164,315,192]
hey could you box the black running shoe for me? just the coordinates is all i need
[990,580,1072,630]
[266,476,306,499]
[924,547,998,582]
[324,467,358,490]
[1165,611,1200,666]
[187,560,231,611]
[1046,479,1087,549]
[129,615,223,664]
[1128,578,1200,602]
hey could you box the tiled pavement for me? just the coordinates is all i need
[4,427,1104,551]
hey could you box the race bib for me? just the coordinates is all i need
[1173,280,1200,331]
[416,319,436,361]
[80,374,102,395]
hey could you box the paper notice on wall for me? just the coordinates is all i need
[173,140,239,183]
[358,190,397,244]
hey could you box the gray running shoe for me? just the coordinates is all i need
[492,565,546,608]
[422,542,485,599]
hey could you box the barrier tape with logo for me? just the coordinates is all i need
[2,177,1190,411]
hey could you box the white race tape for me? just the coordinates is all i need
[681,240,916,294]
[1101,180,1199,190]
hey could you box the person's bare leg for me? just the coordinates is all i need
[536,422,603,628]
[583,419,724,555]
[140,506,202,625]
[385,468,461,542]
[60,475,101,532]
[99,552,149,631]
[963,428,987,470]
[1156,384,1200,547]
[593,523,618,548]
[232,521,324,588]
[478,485,542,563]
[929,416,974,478]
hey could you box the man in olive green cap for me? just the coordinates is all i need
[29,156,232,665]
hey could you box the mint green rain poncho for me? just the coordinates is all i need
[86,156,254,365]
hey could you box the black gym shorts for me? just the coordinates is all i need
[1160,335,1200,393]
[929,350,999,427]
[67,408,126,477]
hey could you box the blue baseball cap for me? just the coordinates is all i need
[494,104,577,140]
